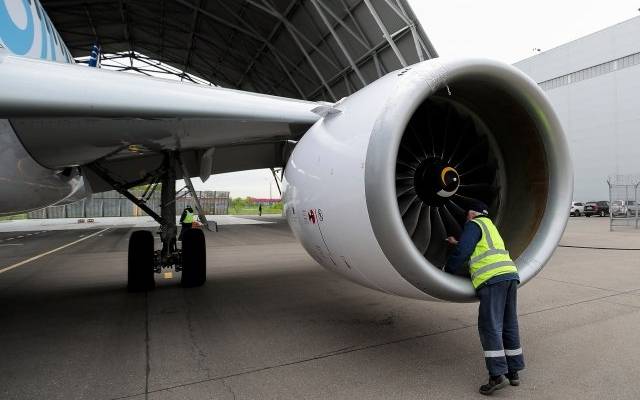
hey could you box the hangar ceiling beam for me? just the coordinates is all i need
[181,0,202,79]
[209,0,310,97]
[306,26,412,99]
[384,0,423,61]
[363,0,407,67]
[235,0,299,88]
[246,0,342,70]
[173,0,317,89]
[315,0,369,49]
[336,0,386,79]
[83,3,98,41]
[160,0,166,62]
[117,0,135,68]
[253,0,337,101]
[310,0,366,86]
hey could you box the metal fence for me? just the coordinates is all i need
[27,190,230,219]
[607,175,640,231]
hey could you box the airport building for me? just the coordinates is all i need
[27,190,230,219]
[515,17,640,202]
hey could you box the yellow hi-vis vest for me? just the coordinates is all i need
[184,211,195,224]
[469,217,518,289]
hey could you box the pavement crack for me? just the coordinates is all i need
[537,276,622,293]
[108,286,640,400]
[184,292,211,378]
[221,379,237,400]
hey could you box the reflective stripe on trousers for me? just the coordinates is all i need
[478,280,525,376]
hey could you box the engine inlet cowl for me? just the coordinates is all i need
[284,58,572,302]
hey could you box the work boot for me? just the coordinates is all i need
[506,371,520,386]
[479,375,509,396]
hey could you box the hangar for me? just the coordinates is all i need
[42,0,437,100]
[515,17,640,201]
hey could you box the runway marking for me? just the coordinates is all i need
[0,228,110,275]
[0,243,23,246]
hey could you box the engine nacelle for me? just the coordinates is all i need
[0,119,90,215]
[284,58,572,302]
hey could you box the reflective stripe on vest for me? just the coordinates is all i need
[184,211,194,224]
[469,217,518,289]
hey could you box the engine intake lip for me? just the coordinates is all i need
[364,58,573,302]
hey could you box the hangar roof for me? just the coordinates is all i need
[41,0,437,101]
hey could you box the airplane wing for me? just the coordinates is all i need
[0,51,321,192]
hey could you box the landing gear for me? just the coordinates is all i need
[127,230,155,292]
[89,151,210,291]
[181,229,206,287]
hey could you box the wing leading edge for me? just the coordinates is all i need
[0,51,322,190]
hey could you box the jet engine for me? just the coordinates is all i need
[284,58,572,302]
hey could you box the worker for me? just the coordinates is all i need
[444,200,524,396]
[179,206,195,241]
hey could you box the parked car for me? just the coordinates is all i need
[584,201,610,217]
[626,200,639,217]
[610,200,639,217]
[611,200,629,216]
[570,201,585,216]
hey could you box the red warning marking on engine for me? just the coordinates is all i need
[308,209,317,224]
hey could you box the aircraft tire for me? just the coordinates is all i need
[181,228,206,287]
[128,230,155,292]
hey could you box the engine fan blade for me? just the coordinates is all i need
[397,159,418,170]
[454,136,488,170]
[403,200,423,236]
[440,106,452,159]
[398,192,418,216]
[400,143,423,164]
[409,123,429,159]
[396,182,415,197]
[441,204,463,238]
[424,207,448,266]
[412,205,432,254]
[446,118,474,164]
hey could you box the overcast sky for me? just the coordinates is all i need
[191,0,638,198]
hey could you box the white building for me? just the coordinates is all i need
[515,17,640,201]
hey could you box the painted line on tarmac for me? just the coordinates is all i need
[0,228,110,275]
[559,244,640,251]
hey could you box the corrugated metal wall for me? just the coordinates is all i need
[26,190,230,219]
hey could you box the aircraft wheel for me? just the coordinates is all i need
[181,229,206,287]
[128,230,155,292]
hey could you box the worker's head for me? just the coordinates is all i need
[185,205,193,212]
[466,200,489,221]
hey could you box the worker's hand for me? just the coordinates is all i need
[445,236,458,245]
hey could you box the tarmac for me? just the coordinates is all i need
[0,215,639,399]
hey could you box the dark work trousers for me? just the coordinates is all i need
[477,279,525,377]
[178,223,191,241]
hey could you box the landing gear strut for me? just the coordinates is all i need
[88,152,207,291]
